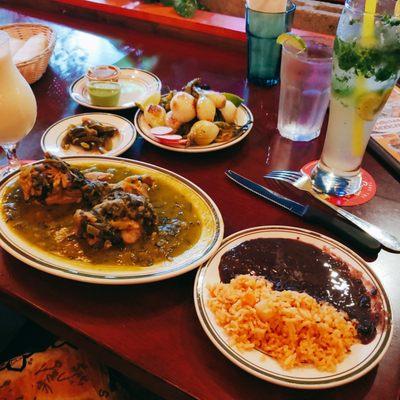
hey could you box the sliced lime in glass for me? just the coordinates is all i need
[276,33,307,51]
[222,92,244,107]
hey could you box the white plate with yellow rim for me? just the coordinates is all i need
[41,113,136,157]
[0,156,224,284]
[134,104,254,153]
[69,68,161,110]
[194,226,392,389]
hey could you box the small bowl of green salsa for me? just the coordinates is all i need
[88,81,121,107]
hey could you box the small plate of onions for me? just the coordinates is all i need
[134,78,254,153]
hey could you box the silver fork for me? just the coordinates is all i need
[264,170,400,252]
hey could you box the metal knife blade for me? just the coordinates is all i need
[226,170,308,217]
[225,169,381,254]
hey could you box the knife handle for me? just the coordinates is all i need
[304,207,381,254]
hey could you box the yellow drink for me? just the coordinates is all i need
[0,34,36,145]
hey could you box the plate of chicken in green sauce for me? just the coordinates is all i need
[0,154,224,284]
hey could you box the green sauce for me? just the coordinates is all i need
[2,164,202,268]
[88,81,121,107]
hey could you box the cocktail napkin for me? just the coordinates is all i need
[246,0,287,12]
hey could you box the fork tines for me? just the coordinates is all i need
[264,170,303,182]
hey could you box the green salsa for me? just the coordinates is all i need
[2,164,202,268]
[88,81,121,107]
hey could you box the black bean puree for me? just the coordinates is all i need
[219,238,380,344]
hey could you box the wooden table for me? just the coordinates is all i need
[0,5,399,400]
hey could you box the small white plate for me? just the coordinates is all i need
[194,226,393,389]
[69,68,161,110]
[134,104,254,153]
[41,113,136,157]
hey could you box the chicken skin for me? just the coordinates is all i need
[19,154,83,205]
[20,153,158,248]
[19,153,154,207]
[111,175,154,198]
[19,153,107,206]
[73,191,157,249]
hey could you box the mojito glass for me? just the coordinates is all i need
[278,36,333,141]
[311,0,400,196]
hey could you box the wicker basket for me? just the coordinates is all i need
[0,23,56,84]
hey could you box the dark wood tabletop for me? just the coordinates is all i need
[0,5,399,400]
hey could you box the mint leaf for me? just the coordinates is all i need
[334,37,400,82]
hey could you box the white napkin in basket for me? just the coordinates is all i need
[9,37,25,56]
[13,34,47,64]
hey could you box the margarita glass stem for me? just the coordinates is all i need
[2,143,21,176]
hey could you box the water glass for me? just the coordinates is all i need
[246,2,296,87]
[278,36,333,142]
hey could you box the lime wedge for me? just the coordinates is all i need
[136,91,161,110]
[276,33,306,51]
[222,92,244,107]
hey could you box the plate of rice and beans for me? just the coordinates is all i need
[194,226,392,389]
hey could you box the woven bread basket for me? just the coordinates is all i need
[0,23,56,84]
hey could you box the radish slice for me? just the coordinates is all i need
[157,135,183,142]
[166,140,187,148]
[153,134,187,147]
[150,126,173,136]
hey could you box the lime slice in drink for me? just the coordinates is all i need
[276,33,307,51]
[356,90,391,121]
[136,91,161,110]
[222,92,244,107]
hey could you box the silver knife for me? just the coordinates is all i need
[226,170,380,254]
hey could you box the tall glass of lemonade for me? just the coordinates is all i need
[311,0,400,196]
[0,31,37,178]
